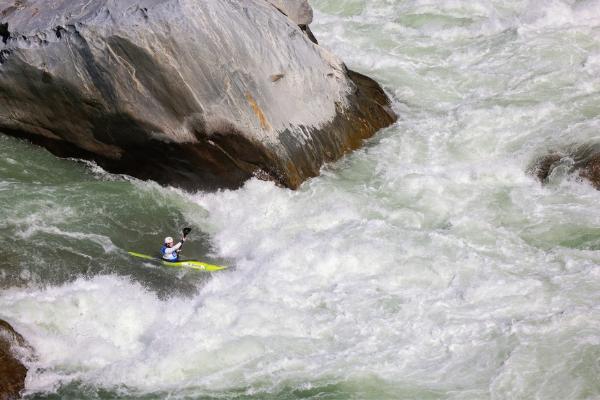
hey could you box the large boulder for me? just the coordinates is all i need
[0,0,396,190]
[0,319,31,400]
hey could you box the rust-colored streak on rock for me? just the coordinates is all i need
[245,92,272,131]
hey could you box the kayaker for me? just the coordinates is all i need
[161,235,186,262]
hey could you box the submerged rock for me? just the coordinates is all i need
[0,0,396,190]
[532,144,600,189]
[0,319,31,400]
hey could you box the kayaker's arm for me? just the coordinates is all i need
[163,241,182,255]
[176,236,186,253]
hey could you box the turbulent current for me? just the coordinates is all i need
[2,1,600,399]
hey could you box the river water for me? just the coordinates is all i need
[1,1,600,399]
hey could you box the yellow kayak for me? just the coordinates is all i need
[127,251,228,272]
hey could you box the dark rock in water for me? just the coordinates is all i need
[579,153,600,189]
[532,144,600,189]
[0,0,396,190]
[0,319,32,400]
[532,153,563,183]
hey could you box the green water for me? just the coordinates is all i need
[0,135,223,297]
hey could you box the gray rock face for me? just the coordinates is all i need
[0,319,32,400]
[0,0,396,190]
[266,0,313,25]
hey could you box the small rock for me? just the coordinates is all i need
[0,319,32,400]
[532,146,600,189]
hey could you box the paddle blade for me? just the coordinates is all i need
[183,227,192,237]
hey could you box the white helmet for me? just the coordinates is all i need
[164,236,174,244]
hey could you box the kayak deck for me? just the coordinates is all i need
[127,251,228,272]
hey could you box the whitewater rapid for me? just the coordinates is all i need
[2,0,600,399]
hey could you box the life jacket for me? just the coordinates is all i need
[160,245,179,262]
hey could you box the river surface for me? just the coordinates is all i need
[2,1,600,399]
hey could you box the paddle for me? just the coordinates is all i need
[180,227,192,250]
